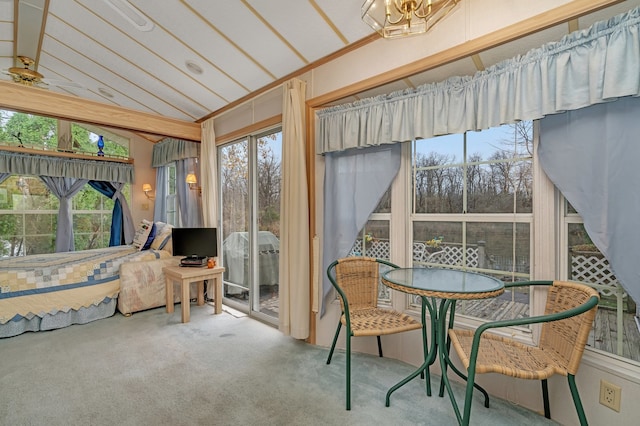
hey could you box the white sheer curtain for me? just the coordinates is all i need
[279,78,310,338]
[321,144,401,316]
[316,6,640,153]
[539,96,640,308]
[201,119,218,229]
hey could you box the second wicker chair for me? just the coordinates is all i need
[448,280,599,426]
[326,256,424,410]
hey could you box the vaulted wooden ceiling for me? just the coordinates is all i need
[1,0,638,141]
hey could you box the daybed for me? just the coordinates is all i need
[0,220,188,338]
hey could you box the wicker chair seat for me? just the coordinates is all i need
[326,257,428,410]
[446,280,599,425]
[342,308,422,337]
[449,329,563,380]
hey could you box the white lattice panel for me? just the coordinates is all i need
[367,240,390,258]
[571,254,624,297]
[349,239,390,258]
[439,246,478,267]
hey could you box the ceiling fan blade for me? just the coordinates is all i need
[41,78,85,89]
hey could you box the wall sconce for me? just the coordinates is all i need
[186,173,201,195]
[142,183,155,200]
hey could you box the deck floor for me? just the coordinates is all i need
[461,297,640,362]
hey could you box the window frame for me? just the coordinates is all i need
[389,123,540,344]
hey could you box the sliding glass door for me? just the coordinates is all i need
[219,128,281,324]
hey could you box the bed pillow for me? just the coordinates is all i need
[150,222,173,251]
[132,219,154,251]
[141,222,157,250]
[163,234,173,254]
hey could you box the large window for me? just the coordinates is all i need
[408,123,533,321]
[0,175,58,256]
[357,119,638,363]
[0,110,130,256]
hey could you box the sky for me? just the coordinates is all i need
[414,123,530,161]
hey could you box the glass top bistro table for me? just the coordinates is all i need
[381,267,504,424]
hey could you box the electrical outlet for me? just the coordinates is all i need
[599,379,621,412]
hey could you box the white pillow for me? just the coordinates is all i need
[132,219,154,251]
[150,222,173,250]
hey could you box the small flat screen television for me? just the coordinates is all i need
[172,227,218,259]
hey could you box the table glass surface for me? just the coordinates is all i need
[382,268,503,296]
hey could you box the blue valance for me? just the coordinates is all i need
[151,137,200,167]
[0,150,134,183]
[316,6,640,154]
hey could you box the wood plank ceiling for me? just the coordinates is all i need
[0,0,639,140]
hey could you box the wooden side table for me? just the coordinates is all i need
[163,265,225,323]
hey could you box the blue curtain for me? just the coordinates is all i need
[539,96,640,309]
[321,144,401,316]
[152,137,201,226]
[153,166,168,223]
[151,138,199,167]
[88,181,135,246]
[176,158,203,227]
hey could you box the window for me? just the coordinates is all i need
[353,192,392,305]
[409,123,533,321]
[562,202,639,361]
[219,128,282,324]
[0,110,131,256]
[70,123,130,158]
[0,175,58,256]
[0,110,57,149]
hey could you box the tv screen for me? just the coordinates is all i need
[172,227,218,258]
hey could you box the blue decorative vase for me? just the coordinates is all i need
[97,135,105,156]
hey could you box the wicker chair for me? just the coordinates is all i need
[448,280,600,426]
[326,256,424,410]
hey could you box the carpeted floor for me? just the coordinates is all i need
[0,304,558,426]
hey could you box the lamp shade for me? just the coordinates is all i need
[142,183,152,192]
[186,173,197,184]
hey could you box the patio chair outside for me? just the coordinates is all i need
[326,256,424,410]
[448,280,600,426]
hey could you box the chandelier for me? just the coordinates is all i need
[362,0,461,39]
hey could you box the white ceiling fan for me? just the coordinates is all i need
[2,56,84,89]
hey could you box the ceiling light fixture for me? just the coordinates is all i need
[8,56,44,86]
[98,87,114,98]
[104,0,154,32]
[362,0,461,39]
[185,60,203,75]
